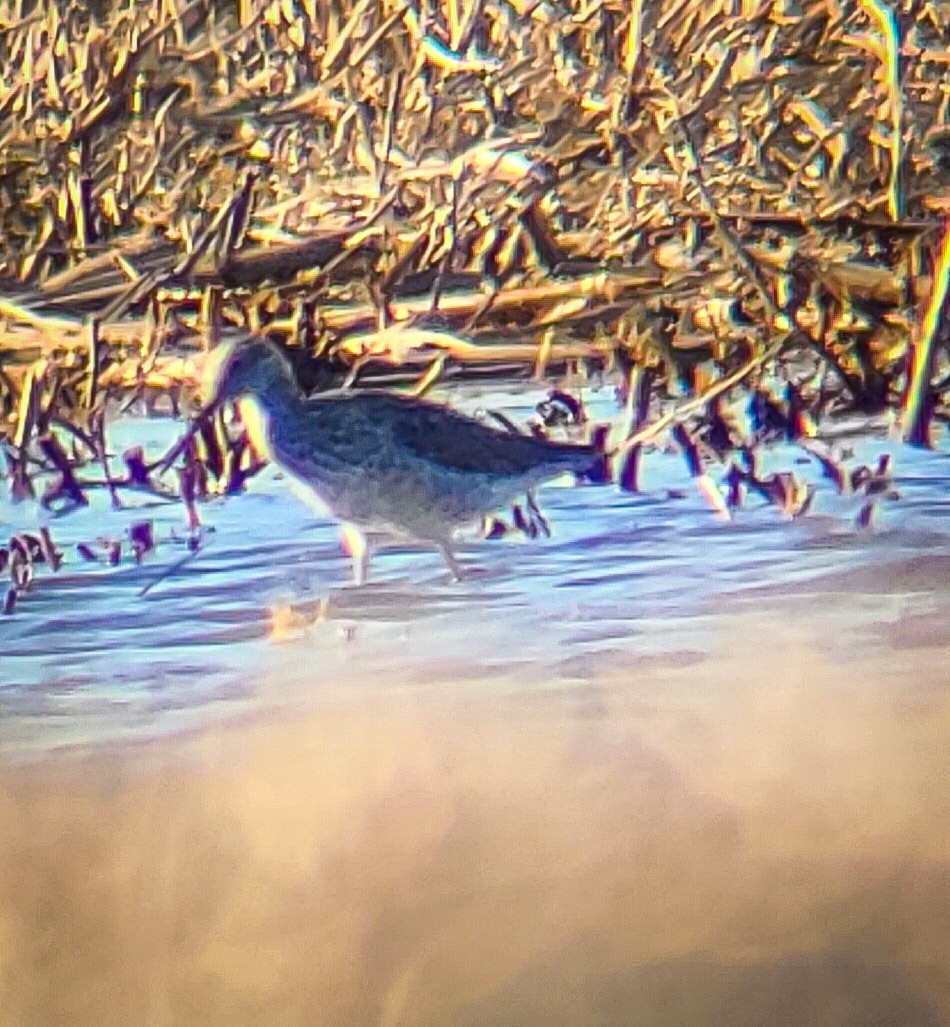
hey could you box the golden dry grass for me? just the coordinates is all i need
[2,0,949,413]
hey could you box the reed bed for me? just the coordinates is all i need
[0,0,948,607]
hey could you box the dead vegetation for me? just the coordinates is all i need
[1,0,949,406]
[1,0,949,607]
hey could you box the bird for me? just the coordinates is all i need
[201,337,599,584]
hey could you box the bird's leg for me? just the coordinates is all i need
[526,490,551,537]
[340,523,370,585]
[438,541,466,583]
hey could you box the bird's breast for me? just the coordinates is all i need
[236,396,274,461]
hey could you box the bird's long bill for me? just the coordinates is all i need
[155,392,223,474]
[157,336,262,471]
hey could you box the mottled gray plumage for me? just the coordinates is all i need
[204,338,596,581]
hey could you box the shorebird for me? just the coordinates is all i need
[201,337,599,584]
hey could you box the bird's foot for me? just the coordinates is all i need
[438,542,467,583]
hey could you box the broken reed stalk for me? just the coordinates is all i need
[855,0,904,221]
[85,318,100,409]
[902,215,950,446]
[608,82,798,459]
[618,363,655,492]
[0,0,947,441]
[411,354,447,397]
[663,84,790,331]
[609,333,789,458]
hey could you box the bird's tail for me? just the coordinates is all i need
[581,424,612,484]
[546,430,610,484]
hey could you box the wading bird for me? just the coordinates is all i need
[201,337,598,584]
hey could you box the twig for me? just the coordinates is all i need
[608,334,790,459]
[138,544,202,598]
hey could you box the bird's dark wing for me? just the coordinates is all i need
[312,391,596,476]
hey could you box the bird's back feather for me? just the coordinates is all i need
[295,390,597,478]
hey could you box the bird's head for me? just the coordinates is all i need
[201,337,297,409]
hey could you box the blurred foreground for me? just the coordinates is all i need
[2,609,949,1027]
